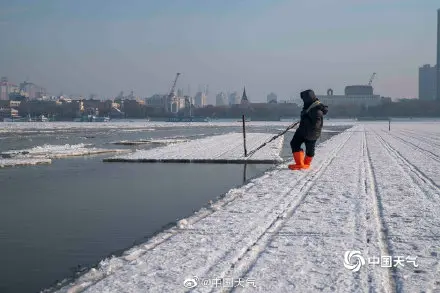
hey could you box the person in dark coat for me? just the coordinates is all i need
[288,89,328,170]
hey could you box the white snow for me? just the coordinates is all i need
[0,158,52,168]
[105,133,284,163]
[1,144,130,160]
[53,121,440,293]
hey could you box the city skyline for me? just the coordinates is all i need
[1,1,439,102]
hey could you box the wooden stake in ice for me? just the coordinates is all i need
[242,115,247,157]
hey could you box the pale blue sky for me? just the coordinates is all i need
[0,0,439,102]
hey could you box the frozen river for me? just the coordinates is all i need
[0,121,345,293]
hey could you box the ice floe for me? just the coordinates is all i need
[1,143,130,159]
[105,133,284,164]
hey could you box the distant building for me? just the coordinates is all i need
[240,87,250,105]
[0,77,18,100]
[344,85,373,96]
[228,92,240,105]
[183,96,193,109]
[19,82,45,100]
[194,91,207,108]
[0,98,20,121]
[419,64,437,100]
[126,91,136,100]
[381,97,392,103]
[9,100,21,108]
[279,100,294,104]
[267,92,277,103]
[145,93,186,113]
[216,92,227,106]
[317,85,383,107]
[170,96,187,113]
[146,94,166,108]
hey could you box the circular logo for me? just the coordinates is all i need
[344,251,365,272]
[183,277,198,289]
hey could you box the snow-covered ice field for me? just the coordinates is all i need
[52,121,440,293]
[104,133,284,164]
[0,144,130,167]
[0,120,355,134]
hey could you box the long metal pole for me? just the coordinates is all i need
[242,115,247,157]
[246,121,299,159]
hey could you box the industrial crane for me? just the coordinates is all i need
[368,73,376,86]
[165,73,181,112]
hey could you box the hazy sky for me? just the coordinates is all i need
[0,0,439,102]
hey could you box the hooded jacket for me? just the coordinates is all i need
[297,89,328,140]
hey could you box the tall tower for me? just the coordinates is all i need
[240,87,249,104]
[419,64,437,100]
[437,8,440,100]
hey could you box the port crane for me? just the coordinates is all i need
[368,73,376,86]
[165,73,181,112]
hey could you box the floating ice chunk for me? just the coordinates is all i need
[0,158,52,168]
[1,144,130,160]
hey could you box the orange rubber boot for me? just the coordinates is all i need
[303,156,313,169]
[288,151,305,170]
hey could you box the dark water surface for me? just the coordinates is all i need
[0,124,346,293]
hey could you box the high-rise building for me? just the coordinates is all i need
[194,91,207,107]
[0,77,9,100]
[216,92,226,106]
[228,92,240,105]
[419,64,437,100]
[267,92,277,103]
[437,8,440,100]
[0,77,18,100]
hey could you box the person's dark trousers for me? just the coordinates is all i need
[290,131,317,157]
